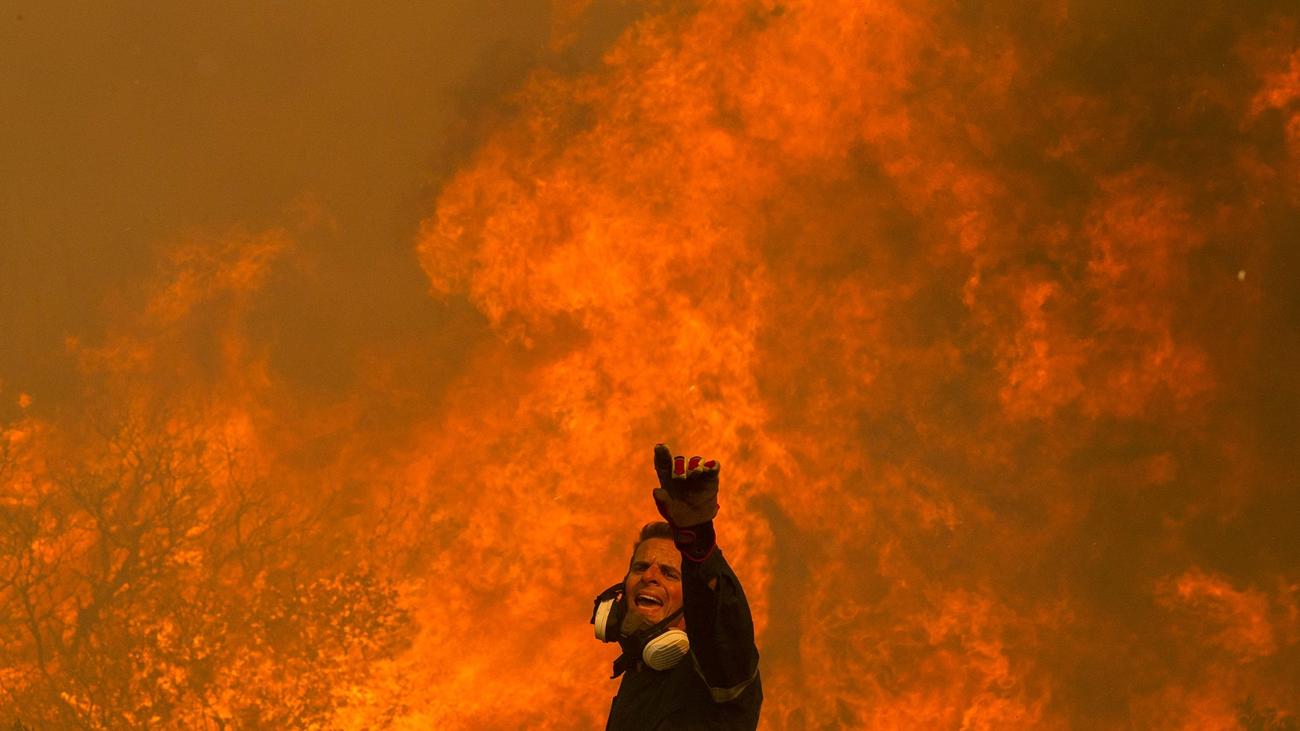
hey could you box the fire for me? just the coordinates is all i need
[3,1,1299,729]
[410,1,1300,727]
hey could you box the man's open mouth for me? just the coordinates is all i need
[635,593,664,609]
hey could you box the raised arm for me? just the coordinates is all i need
[652,444,760,699]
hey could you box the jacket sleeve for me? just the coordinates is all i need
[680,531,760,703]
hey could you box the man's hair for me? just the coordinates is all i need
[628,521,674,568]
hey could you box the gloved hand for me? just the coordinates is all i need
[652,444,720,529]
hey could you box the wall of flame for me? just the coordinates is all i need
[3,0,1299,728]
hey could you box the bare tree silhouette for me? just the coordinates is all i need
[0,407,413,729]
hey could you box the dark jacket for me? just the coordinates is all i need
[605,546,761,730]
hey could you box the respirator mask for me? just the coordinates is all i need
[591,582,690,676]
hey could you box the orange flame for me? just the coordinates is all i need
[3,1,1299,729]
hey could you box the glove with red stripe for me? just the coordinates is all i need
[652,444,719,561]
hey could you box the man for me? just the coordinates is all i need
[596,444,762,730]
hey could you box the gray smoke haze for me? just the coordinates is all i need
[0,1,628,411]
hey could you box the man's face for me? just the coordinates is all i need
[622,537,683,632]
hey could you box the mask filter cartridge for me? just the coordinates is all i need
[591,582,690,673]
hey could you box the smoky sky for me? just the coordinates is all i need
[1,1,652,412]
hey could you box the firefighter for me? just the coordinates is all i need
[592,444,762,730]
